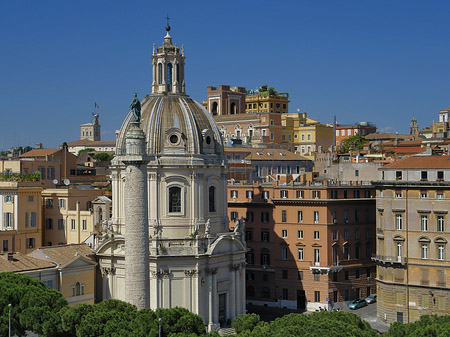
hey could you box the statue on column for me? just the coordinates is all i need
[193,218,199,236]
[129,93,141,122]
[204,219,211,237]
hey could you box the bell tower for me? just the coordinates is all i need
[152,21,186,94]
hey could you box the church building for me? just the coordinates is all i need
[94,24,246,330]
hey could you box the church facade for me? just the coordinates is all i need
[94,25,246,330]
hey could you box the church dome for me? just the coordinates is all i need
[115,27,224,158]
[116,94,224,157]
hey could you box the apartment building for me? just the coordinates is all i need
[335,122,377,147]
[0,180,42,253]
[42,188,105,246]
[373,155,450,324]
[227,176,376,311]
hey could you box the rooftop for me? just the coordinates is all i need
[381,155,450,169]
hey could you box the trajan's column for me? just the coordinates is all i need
[122,119,150,309]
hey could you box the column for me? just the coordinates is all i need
[13,194,18,230]
[229,266,236,319]
[234,266,240,316]
[208,271,213,326]
[241,264,246,314]
[212,270,218,324]
[0,194,3,230]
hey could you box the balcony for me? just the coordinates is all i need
[371,254,407,266]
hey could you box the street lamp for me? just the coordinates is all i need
[8,303,12,337]
[158,317,162,337]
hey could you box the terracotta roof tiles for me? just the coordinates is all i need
[381,155,450,169]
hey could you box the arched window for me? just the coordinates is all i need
[262,287,270,298]
[169,186,181,213]
[176,64,180,82]
[75,282,81,296]
[230,102,236,114]
[209,186,216,212]
[97,207,103,222]
[247,286,255,297]
[158,63,163,84]
[167,63,173,86]
[212,102,218,115]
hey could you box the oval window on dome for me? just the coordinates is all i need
[170,134,179,144]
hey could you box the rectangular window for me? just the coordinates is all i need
[296,190,304,198]
[28,196,34,202]
[231,211,238,221]
[281,190,288,198]
[46,218,53,230]
[261,212,269,223]
[344,246,349,260]
[261,231,269,242]
[344,210,349,223]
[297,211,303,223]
[82,220,87,231]
[422,244,428,259]
[281,210,287,223]
[30,212,36,227]
[366,227,371,239]
[58,219,65,230]
[314,211,319,224]
[25,212,29,227]
[246,190,253,199]
[332,211,337,223]
[298,248,304,260]
[437,191,444,199]
[332,230,337,240]
[355,269,360,279]
[58,199,66,210]
[262,191,269,200]
[246,211,254,223]
[438,245,445,261]
[421,171,428,181]
[344,229,349,240]
[421,215,428,231]
[298,230,303,239]
[282,288,288,300]
[282,270,288,279]
[71,219,76,231]
[437,216,444,232]
[3,240,8,252]
[355,228,360,240]
[437,171,444,181]
[314,274,320,282]
[298,271,303,280]
[4,212,13,228]
[4,195,13,203]
[396,171,402,180]
[313,191,320,199]
[354,190,360,198]
[420,191,428,199]
[314,249,320,265]
[281,247,288,260]
[396,214,402,230]
[245,230,253,241]
[46,199,53,208]
[27,238,35,249]
[314,231,319,240]
[314,291,320,302]
[354,209,359,222]
[281,229,287,238]
[231,190,238,198]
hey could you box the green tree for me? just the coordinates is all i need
[385,315,450,337]
[93,152,114,161]
[232,313,261,333]
[0,273,67,337]
[341,134,368,153]
[77,148,95,156]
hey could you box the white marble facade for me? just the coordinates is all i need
[96,25,246,330]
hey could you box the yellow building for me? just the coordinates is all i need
[282,112,334,158]
[1,244,97,305]
[0,179,42,254]
[42,188,105,246]
[373,155,450,324]
[245,89,289,114]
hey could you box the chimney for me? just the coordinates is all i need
[7,252,14,261]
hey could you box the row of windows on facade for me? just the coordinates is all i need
[382,213,446,232]
[393,241,447,261]
[3,195,35,203]
[383,290,447,310]
[37,167,56,180]
[246,103,287,110]
[2,212,37,228]
[393,170,445,181]
[391,190,445,199]
[245,226,371,243]
[2,238,35,250]
[45,218,88,231]
[232,208,371,225]
[82,131,98,137]
[231,189,371,200]
[246,243,371,265]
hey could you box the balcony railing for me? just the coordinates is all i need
[372,254,407,265]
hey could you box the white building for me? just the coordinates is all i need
[95,25,246,330]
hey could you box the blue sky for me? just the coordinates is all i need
[1,0,450,149]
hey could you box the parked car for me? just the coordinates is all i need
[365,294,377,304]
[348,298,368,310]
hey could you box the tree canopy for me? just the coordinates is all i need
[384,315,450,337]
[92,152,114,162]
[340,134,368,153]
